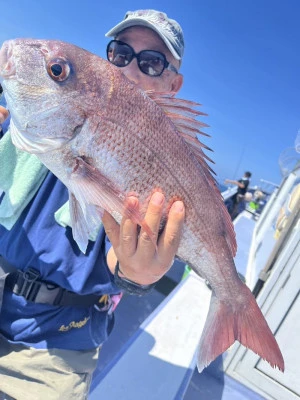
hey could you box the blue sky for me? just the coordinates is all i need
[1,0,299,187]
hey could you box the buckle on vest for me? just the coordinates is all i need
[13,268,42,301]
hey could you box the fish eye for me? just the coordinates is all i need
[47,58,70,82]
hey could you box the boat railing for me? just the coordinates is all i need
[221,185,237,202]
[245,167,300,289]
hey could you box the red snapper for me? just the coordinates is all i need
[0,39,284,373]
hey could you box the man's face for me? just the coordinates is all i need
[115,26,183,93]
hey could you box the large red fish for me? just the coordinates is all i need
[0,39,284,373]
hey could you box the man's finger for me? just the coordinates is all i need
[119,196,139,257]
[157,200,185,264]
[101,211,120,249]
[138,192,165,254]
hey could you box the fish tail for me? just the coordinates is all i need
[197,285,284,373]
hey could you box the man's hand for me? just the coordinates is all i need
[0,106,9,124]
[102,192,185,285]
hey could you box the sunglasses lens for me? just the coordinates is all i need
[106,41,168,77]
[138,51,165,76]
[107,41,133,67]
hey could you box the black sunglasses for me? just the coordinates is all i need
[106,40,178,77]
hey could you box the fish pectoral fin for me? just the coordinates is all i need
[69,191,103,253]
[197,286,284,373]
[70,156,125,214]
[70,157,155,243]
[69,192,90,253]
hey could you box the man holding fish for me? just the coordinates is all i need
[0,9,186,399]
[0,7,284,400]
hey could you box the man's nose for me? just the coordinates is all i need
[122,59,143,85]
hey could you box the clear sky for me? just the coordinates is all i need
[1,0,299,188]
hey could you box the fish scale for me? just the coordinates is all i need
[0,38,284,373]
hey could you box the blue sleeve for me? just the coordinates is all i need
[105,234,113,257]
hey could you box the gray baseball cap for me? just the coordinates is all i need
[105,9,184,61]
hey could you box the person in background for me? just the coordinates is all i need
[0,9,186,399]
[225,171,252,219]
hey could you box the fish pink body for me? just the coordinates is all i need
[0,39,284,373]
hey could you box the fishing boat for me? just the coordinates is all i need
[90,143,300,400]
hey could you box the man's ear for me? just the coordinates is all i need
[171,73,183,94]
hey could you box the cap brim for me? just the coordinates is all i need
[105,18,181,60]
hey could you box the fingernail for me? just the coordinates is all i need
[151,192,164,205]
[172,201,184,212]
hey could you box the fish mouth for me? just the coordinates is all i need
[10,119,70,154]
[0,40,16,79]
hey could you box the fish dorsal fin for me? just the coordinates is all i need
[146,91,213,172]
[146,91,237,257]
[146,90,215,176]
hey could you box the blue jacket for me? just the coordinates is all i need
[0,115,120,351]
